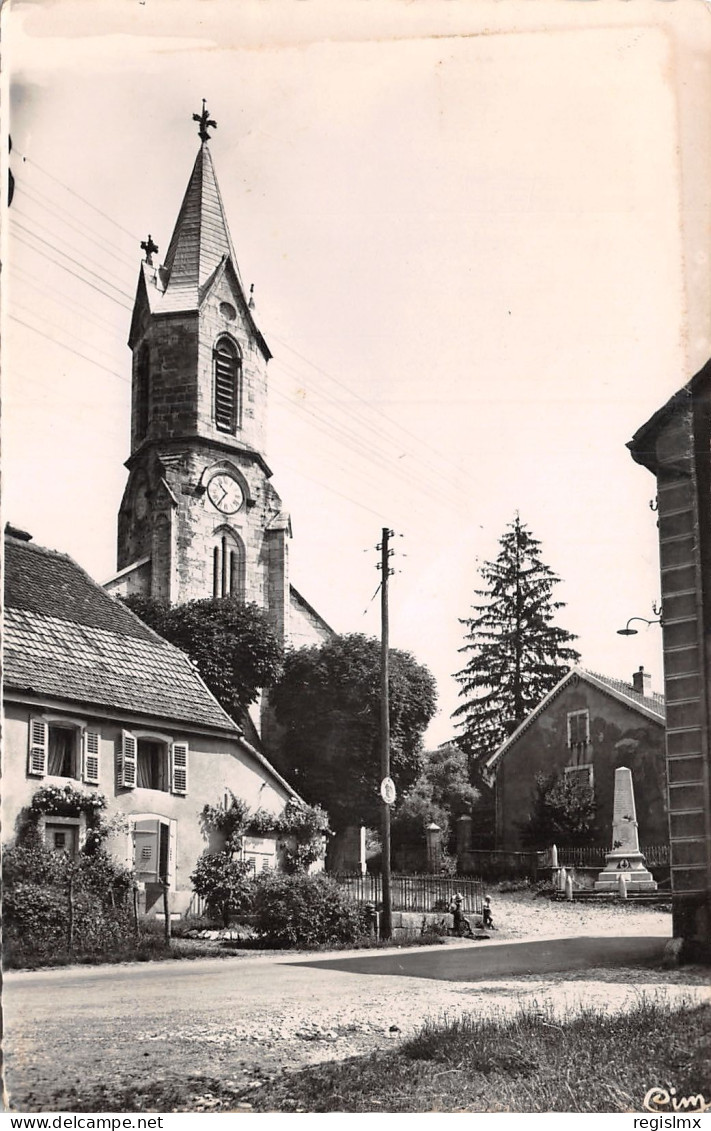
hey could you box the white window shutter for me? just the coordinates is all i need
[28,717,48,776]
[83,730,100,785]
[118,730,137,788]
[171,741,188,795]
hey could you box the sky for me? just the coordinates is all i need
[4,0,711,747]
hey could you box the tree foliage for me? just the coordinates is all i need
[251,873,368,947]
[454,516,580,766]
[392,742,479,853]
[122,595,283,715]
[190,854,254,928]
[520,771,598,848]
[271,633,438,831]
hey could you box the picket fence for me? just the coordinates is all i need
[333,872,483,915]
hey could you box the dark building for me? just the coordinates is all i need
[628,360,711,957]
[485,667,667,851]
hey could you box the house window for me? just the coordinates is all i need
[28,717,101,785]
[567,710,590,748]
[565,764,594,791]
[45,821,80,857]
[47,725,78,778]
[213,336,242,433]
[137,739,167,791]
[117,731,188,796]
[212,529,245,600]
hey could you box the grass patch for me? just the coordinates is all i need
[250,997,711,1113]
[2,932,235,970]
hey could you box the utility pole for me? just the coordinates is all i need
[378,527,394,939]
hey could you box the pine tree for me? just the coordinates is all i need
[454,515,580,765]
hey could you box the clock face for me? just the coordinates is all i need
[207,473,244,515]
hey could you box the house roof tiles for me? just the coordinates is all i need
[4,535,239,734]
[485,666,666,772]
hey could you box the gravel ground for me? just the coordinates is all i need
[5,892,709,1112]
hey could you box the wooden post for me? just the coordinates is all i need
[380,527,393,940]
[66,870,75,957]
[162,881,172,945]
[133,885,140,941]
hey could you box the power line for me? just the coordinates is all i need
[9,315,129,382]
[11,220,135,303]
[12,230,134,310]
[10,264,128,336]
[13,148,142,243]
[12,204,138,283]
[271,333,473,489]
[16,183,139,271]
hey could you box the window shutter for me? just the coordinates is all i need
[28,717,48,776]
[83,730,100,785]
[171,741,189,795]
[118,730,137,788]
[568,711,589,746]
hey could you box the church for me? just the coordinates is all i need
[105,104,332,667]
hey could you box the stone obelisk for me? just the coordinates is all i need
[594,767,657,892]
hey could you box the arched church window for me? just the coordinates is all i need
[213,337,242,433]
[212,528,245,601]
[136,345,151,440]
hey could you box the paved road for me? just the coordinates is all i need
[292,933,669,980]
[8,931,700,1112]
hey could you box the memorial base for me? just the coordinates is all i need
[594,851,657,893]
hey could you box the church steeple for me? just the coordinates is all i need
[161,140,244,299]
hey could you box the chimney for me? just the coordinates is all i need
[632,666,651,697]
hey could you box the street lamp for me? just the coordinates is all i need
[617,616,662,636]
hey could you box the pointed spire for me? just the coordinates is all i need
[161,142,243,295]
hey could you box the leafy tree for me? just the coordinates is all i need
[122,596,283,716]
[392,742,479,853]
[271,633,437,831]
[520,771,598,848]
[454,515,580,766]
[190,853,254,928]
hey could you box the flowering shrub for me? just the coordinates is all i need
[200,794,330,873]
[4,792,135,965]
[190,853,254,927]
[28,783,107,821]
[251,873,368,947]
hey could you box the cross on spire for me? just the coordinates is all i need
[193,99,217,143]
[140,234,159,265]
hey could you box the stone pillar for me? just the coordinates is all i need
[594,767,657,892]
[426,823,442,874]
[456,815,472,859]
[550,844,558,869]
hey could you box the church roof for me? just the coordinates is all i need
[162,141,242,298]
[132,141,270,358]
[4,532,240,735]
[484,665,665,773]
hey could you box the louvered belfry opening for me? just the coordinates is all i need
[212,532,245,600]
[213,337,241,432]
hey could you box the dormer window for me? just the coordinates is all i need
[213,336,242,433]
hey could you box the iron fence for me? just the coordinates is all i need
[557,844,670,868]
[333,872,483,914]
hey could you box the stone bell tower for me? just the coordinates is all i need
[106,105,291,644]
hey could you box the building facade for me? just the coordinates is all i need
[4,529,298,917]
[628,360,711,956]
[105,116,331,653]
[485,667,667,851]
